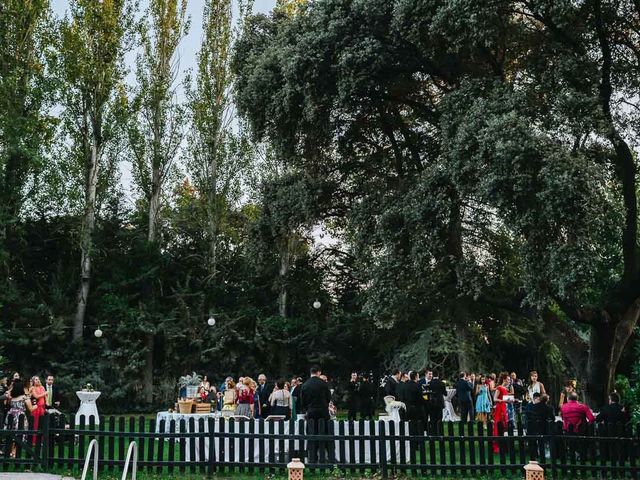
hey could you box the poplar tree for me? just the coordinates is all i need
[186,0,252,282]
[129,0,189,245]
[127,0,189,405]
[58,0,133,341]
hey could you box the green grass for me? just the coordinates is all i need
[50,472,524,480]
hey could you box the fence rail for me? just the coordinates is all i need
[0,413,638,478]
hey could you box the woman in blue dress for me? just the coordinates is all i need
[475,375,492,425]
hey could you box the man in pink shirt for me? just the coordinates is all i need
[560,392,594,432]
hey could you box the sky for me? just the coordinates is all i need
[48,0,337,249]
[50,0,278,84]
[49,0,277,200]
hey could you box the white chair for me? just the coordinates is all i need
[384,395,406,422]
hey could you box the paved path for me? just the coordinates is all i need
[0,474,75,480]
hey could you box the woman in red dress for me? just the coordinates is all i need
[235,377,255,418]
[30,376,47,445]
[492,372,511,454]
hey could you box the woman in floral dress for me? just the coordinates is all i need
[4,379,32,457]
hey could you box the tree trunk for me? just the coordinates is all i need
[278,235,293,318]
[148,168,161,244]
[73,140,100,342]
[208,213,218,279]
[456,312,474,372]
[584,320,615,407]
[143,333,154,405]
[144,170,161,406]
[557,300,640,408]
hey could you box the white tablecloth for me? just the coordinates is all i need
[443,388,458,422]
[155,414,409,463]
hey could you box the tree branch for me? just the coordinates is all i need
[593,0,640,288]
[542,309,588,377]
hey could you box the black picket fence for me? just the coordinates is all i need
[0,413,638,478]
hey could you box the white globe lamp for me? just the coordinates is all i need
[313,300,321,310]
[207,317,216,326]
[94,328,103,338]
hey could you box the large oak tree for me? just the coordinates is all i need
[234,0,640,406]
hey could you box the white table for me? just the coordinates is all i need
[154,414,409,463]
[75,391,101,426]
[443,388,458,422]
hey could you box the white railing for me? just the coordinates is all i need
[80,439,98,480]
[121,441,138,480]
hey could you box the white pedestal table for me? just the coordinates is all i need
[75,390,101,426]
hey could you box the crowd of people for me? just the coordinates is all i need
[181,372,321,420]
[0,372,62,457]
[379,368,629,441]
[180,367,631,436]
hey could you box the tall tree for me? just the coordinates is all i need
[0,0,53,314]
[129,0,189,244]
[58,0,133,341]
[234,0,640,406]
[128,0,189,405]
[186,0,251,282]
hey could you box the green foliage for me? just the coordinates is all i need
[2,0,640,414]
[627,338,640,424]
[233,0,640,406]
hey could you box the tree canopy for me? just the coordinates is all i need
[234,0,640,405]
[0,0,638,411]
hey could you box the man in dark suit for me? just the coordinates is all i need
[45,374,65,429]
[44,375,62,412]
[384,369,401,398]
[301,366,334,463]
[596,392,629,461]
[526,393,554,459]
[596,392,629,425]
[404,371,427,424]
[405,371,427,456]
[291,376,303,416]
[455,372,474,423]
[424,370,446,433]
[256,374,273,419]
[346,372,360,421]
[359,373,375,420]
[396,372,409,421]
